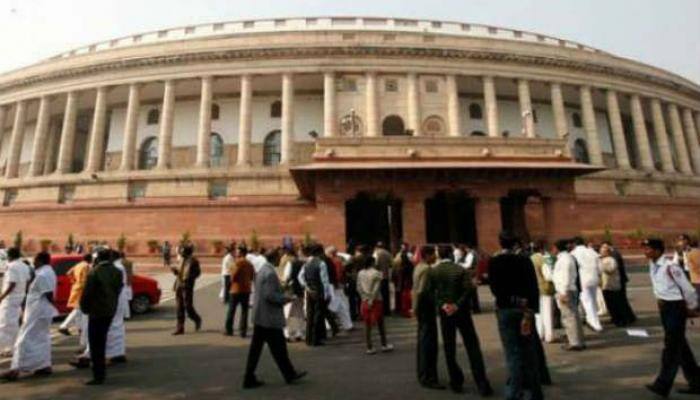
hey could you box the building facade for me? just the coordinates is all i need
[0,17,699,253]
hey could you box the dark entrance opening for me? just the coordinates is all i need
[500,190,536,243]
[345,192,403,250]
[424,191,477,245]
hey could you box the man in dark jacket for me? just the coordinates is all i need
[80,249,123,385]
[300,244,328,346]
[488,231,543,400]
[172,244,202,335]
[426,245,493,396]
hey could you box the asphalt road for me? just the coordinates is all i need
[1,270,699,399]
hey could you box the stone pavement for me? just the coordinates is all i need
[1,270,699,399]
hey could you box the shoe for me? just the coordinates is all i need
[561,344,585,352]
[645,383,669,398]
[58,328,71,336]
[381,344,394,353]
[85,379,105,386]
[366,348,377,355]
[243,378,265,389]
[0,371,19,381]
[69,358,91,369]
[223,332,233,337]
[33,367,52,377]
[172,329,184,336]
[286,371,307,384]
[677,386,700,395]
[420,382,446,390]
[450,384,464,394]
[109,356,127,364]
[478,383,494,397]
[195,320,202,332]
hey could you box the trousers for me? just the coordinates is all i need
[439,308,490,391]
[225,293,250,336]
[175,284,201,329]
[556,291,584,347]
[244,325,297,383]
[496,309,543,400]
[416,312,439,385]
[88,315,113,382]
[653,300,700,394]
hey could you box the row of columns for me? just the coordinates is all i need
[1,73,700,179]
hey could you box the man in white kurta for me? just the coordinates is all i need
[0,249,32,356]
[3,253,57,380]
[571,239,603,332]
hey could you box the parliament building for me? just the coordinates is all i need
[0,17,699,253]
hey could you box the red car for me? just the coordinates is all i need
[51,254,161,315]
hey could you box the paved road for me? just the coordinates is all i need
[1,271,699,399]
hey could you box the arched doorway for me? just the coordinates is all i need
[382,115,406,136]
[263,130,281,166]
[500,190,539,243]
[210,132,224,167]
[573,138,590,164]
[138,136,158,170]
[345,192,403,250]
[424,191,477,245]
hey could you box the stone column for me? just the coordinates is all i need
[407,73,421,136]
[120,83,141,171]
[483,76,499,137]
[682,108,700,174]
[28,95,51,176]
[668,103,693,174]
[195,76,213,168]
[56,91,79,174]
[365,72,379,137]
[650,99,675,173]
[5,101,27,179]
[237,74,253,166]
[402,194,426,245]
[156,80,176,170]
[630,95,655,170]
[85,86,109,173]
[323,72,337,137]
[579,86,603,165]
[605,90,631,170]
[550,83,568,138]
[280,73,294,164]
[475,194,502,254]
[518,79,536,138]
[43,123,59,175]
[446,74,461,137]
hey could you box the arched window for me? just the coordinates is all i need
[572,112,583,128]
[138,136,158,170]
[382,115,406,136]
[270,100,282,118]
[573,138,590,164]
[211,103,220,120]
[147,109,160,125]
[210,132,224,167]
[471,130,486,137]
[469,103,483,120]
[263,130,281,166]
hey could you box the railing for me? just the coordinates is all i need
[48,16,604,60]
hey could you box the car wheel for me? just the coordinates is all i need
[130,295,151,315]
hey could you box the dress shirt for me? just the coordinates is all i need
[571,245,601,287]
[649,256,698,309]
[221,253,234,276]
[552,251,578,295]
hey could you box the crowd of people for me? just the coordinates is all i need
[0,232,699,398]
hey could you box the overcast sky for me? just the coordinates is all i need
[1,0,698,83]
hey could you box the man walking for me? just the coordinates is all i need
[426,245,493,396]
[412,245,443,390]
[243,249,306,389]
[172,245,202,335]
[643,238,700,397]
[162,241,172,268]
[59,253,92,337]
[488,232,543,400]
[551,240,585,351]
[225,246,255,337]
[1,252,57,381]
[0,248,31,356]
[79,249,123,385]
[571,237,603,332]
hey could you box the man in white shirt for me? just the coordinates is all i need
[221,247,235,303]
[0,241,8,276]
[0,248,32,356]
[550,240,585,351]
[570,237,603,332]
[1,252,57,381]
[643,238,700,397]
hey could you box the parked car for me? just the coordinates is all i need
[51,254,161,315]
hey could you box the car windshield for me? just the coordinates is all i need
[53,259,79,276]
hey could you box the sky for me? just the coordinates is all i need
[0,0,698,84]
